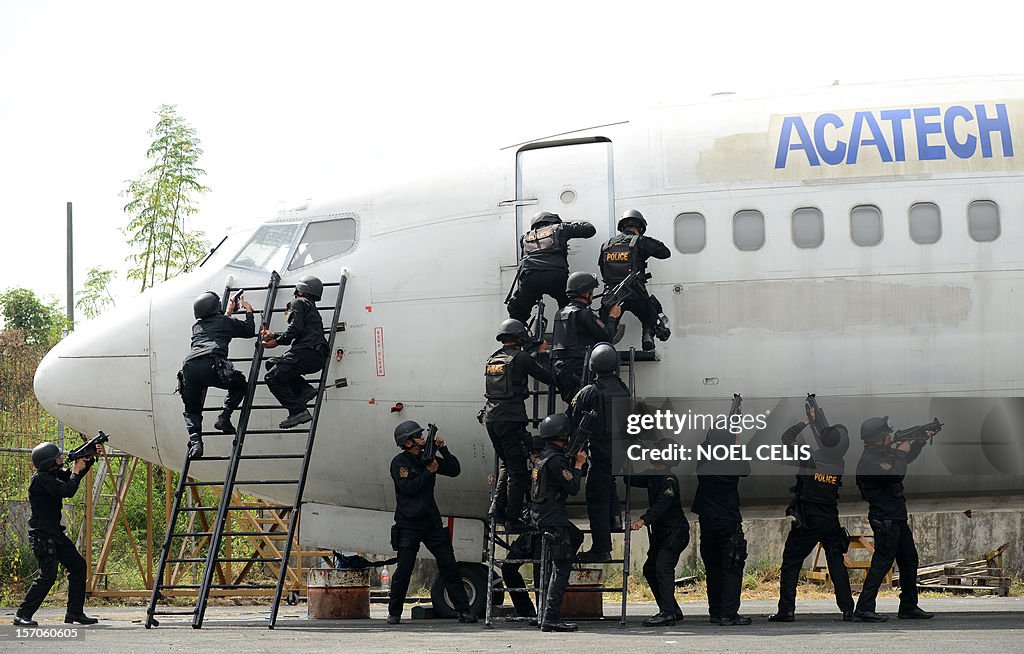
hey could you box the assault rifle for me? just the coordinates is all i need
[599,270,671,342]
[893,418,943,445]
[566,410,597,461]
[804,394,830,441]
[728,393,743,417]
[420,424,439,464]
[67,431,109,462]
[599,269,646,311]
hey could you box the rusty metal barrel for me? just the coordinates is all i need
[307,568,371,619]
[561,567,605,618]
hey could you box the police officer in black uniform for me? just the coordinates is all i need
[598,209,671,351]
[14,443,98,626]
[499,437,546,619]
[484,319,555,531]
[180,290,256,459]
[853,416,934,622]
[692,428,751,625]
[629,439,690,627]
[506,211,596,324]
[551,272,622,403]
[262,275,329,429]
[531,413,587,632]
[387,420,477,625]
[768,419,854,622]
[570,343,629,562]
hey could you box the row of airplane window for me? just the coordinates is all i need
[673,200,1002,254]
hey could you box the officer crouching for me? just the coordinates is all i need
[387,420,477,625]
[531,413,587,632]
[14,443,98,626]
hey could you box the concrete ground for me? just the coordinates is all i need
[2,597,1022,653]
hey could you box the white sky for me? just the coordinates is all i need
[2,0,1022,316]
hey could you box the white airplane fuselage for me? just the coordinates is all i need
[35,76,1024,558]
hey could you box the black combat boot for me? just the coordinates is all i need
[641,327,656,352]
[214,412,236,434]
[280,409,312,429]
[768,611,794,622]
[853,610,888,622]
[65,613,98,625]
[187,434,204,460]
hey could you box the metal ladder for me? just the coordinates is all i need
[145,269,348,629]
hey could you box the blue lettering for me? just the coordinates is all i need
[813,113,846,165]
[944,105,977,159]
[880,109,912,162]
[846,111,893,164]
[914,107,946,160]
[775,116,819,168]
[975,103,1014,158]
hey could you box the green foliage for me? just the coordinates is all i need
[75,266,117,320]
[0,288,68,347]
[122,104,211,292]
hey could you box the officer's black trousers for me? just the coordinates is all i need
[585,457,620,553]
[181,356,247,436]
[265,348,325,415]
[777,515,853,614]
[643,524,689,616]
[486,422,531,522]
[507,270,568,324]
[540,525,583,624]
[699,519,746,620]
[19,533,86,618]
[389,526,470,617]
[552,358,584,404]
[856,519,919,613]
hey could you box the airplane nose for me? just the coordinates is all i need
[32,294,158,460]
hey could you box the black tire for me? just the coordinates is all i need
[430,563,500,618]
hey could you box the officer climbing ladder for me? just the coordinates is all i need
[146,270,348,630]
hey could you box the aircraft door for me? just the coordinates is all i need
[515,137,615,290]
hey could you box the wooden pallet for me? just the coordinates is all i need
[892,544,1012,596]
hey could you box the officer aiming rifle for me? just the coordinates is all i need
[14,438,104,626]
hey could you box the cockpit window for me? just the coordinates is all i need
[229,223,300,272]
[287,217,357,271]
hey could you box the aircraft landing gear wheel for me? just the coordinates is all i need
[431,563,496,618]
[286,590,299,606]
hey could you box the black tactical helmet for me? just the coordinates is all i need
[819,424,850,460]
[589,343,619,374]
[193,291,222,319]
[617,209,647,234]
[539,413,572,441]
[531,211,562,229]
[566,271,599,296]
[32,442,61,470]
[394,420,424,447]
[295,275,323,300]
[860,416,893,443]
[496,318,530,343]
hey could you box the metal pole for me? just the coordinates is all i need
[66,201,74,330]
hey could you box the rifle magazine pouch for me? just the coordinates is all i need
[725,529,748,570]
[176,369,185,395]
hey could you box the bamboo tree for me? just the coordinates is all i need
[122,104,210,292]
